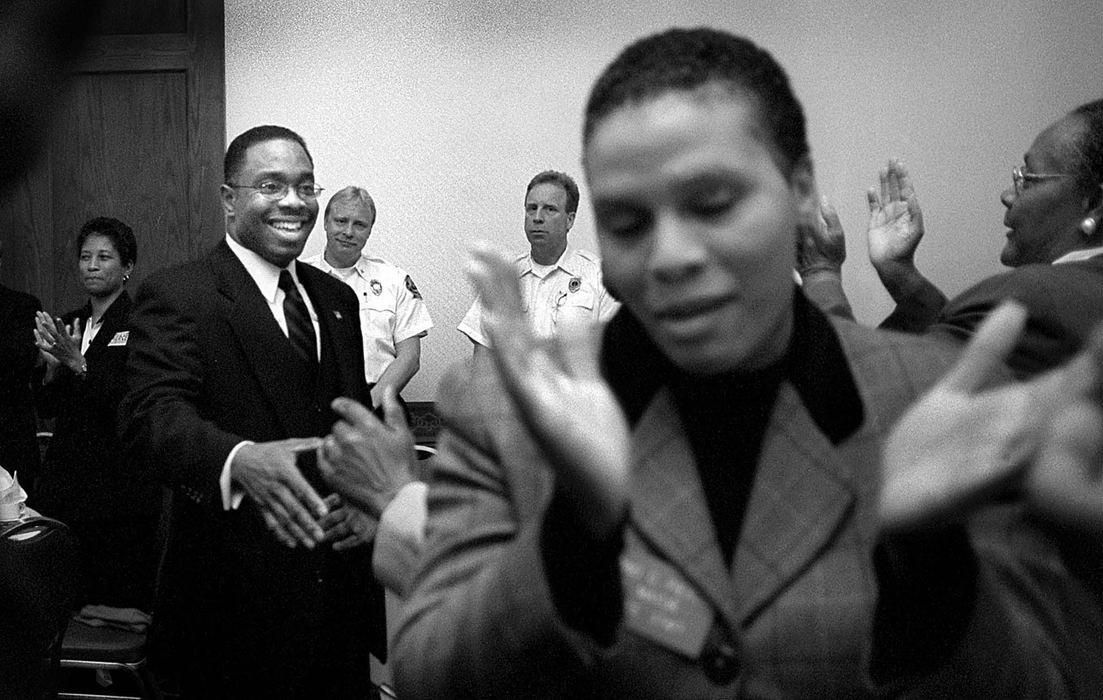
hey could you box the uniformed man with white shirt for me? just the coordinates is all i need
[458,170,618,350]
[303,186,432,406]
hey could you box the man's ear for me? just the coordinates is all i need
[219,184,235,217]
[788,154,817,216]
[566,211,576,232]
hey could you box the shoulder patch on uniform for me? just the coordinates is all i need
[405,275,423,299]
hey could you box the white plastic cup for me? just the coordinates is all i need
[0,501,22,521]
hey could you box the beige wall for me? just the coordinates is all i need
[226,0,1103,401]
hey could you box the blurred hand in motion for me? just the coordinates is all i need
[466,242,630,539]
[1025,325,1103,534]
[320,492,379,551]
[881,302,1103,532]
[867,159,925,272]
[319,391,416,519]
[796,196,846,277]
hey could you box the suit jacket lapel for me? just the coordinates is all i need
[84,293,130,359]
[731,383,857,625]
[211,242,306,436]
[629,389,739,628]
[629,382,864,632]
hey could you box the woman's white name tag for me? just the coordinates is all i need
[620,547,712,658]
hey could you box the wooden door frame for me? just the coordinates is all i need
[76,0,225,262]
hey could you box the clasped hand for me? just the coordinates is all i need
[231,437,329,549]
[318,391,416,519]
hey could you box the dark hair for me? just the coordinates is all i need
[526,170,580,214]
[583,27,809,176]
[77,216,137,267]
[224,125,313,183]
[324,185,377,224]
[1067,99,1103,192]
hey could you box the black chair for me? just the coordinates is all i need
[55,487,173,700]
[57,617,161,700]
[0,516,79,699]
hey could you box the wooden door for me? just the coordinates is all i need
[0,0,224,315]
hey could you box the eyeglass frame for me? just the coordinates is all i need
[1011,165,1071,196]
[225,180,325,201]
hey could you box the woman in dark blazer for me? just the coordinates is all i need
[34,217,160,610]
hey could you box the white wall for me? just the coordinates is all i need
[226,0,1103,401]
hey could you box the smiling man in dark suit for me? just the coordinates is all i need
[120,125,384,698]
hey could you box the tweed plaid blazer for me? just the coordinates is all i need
[394,315,1102,699]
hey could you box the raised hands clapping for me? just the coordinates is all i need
[466,242,630,538]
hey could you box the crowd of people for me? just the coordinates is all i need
[2,20,1102,700]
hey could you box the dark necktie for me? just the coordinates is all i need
[278,269,317,363]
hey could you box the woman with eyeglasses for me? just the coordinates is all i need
[802,99,1103,380]
[33,216,161,612]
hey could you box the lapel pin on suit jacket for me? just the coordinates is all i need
[333,310,342,320]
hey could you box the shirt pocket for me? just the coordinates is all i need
[360,295,397,341]
[555,287,596,328]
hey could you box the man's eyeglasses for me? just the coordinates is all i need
[1011,165,1070,196]
[226,181,325,201]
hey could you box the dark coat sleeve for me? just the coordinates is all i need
[118,267,243,509]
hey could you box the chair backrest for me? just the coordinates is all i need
[0,517,79,699]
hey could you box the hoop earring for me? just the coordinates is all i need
[1081,217,1098,237]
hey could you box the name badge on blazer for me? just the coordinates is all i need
[620,547,712,658]
[107,331,129,346]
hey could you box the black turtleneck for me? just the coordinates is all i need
[542,289,977,685]
[542,290,865,640]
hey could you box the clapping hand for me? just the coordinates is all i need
[466,242,630,538]
[33,311,84,373]
[796,196,847,277]
[1025,326,1103,533]
[867,159,925,269]
[881,302,1103,532]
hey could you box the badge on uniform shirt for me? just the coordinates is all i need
[405,275,423,299]
[620,547,713,658]
[107,331,129,347]
[370,279,383,296]
[568,276,582,293]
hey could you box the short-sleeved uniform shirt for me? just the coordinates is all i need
[457,247,619,347]
[303,252,433,383]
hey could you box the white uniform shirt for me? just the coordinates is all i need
[302,252,433,383]
[457,246,619,347]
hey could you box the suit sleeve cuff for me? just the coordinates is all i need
[220,440,253,511]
